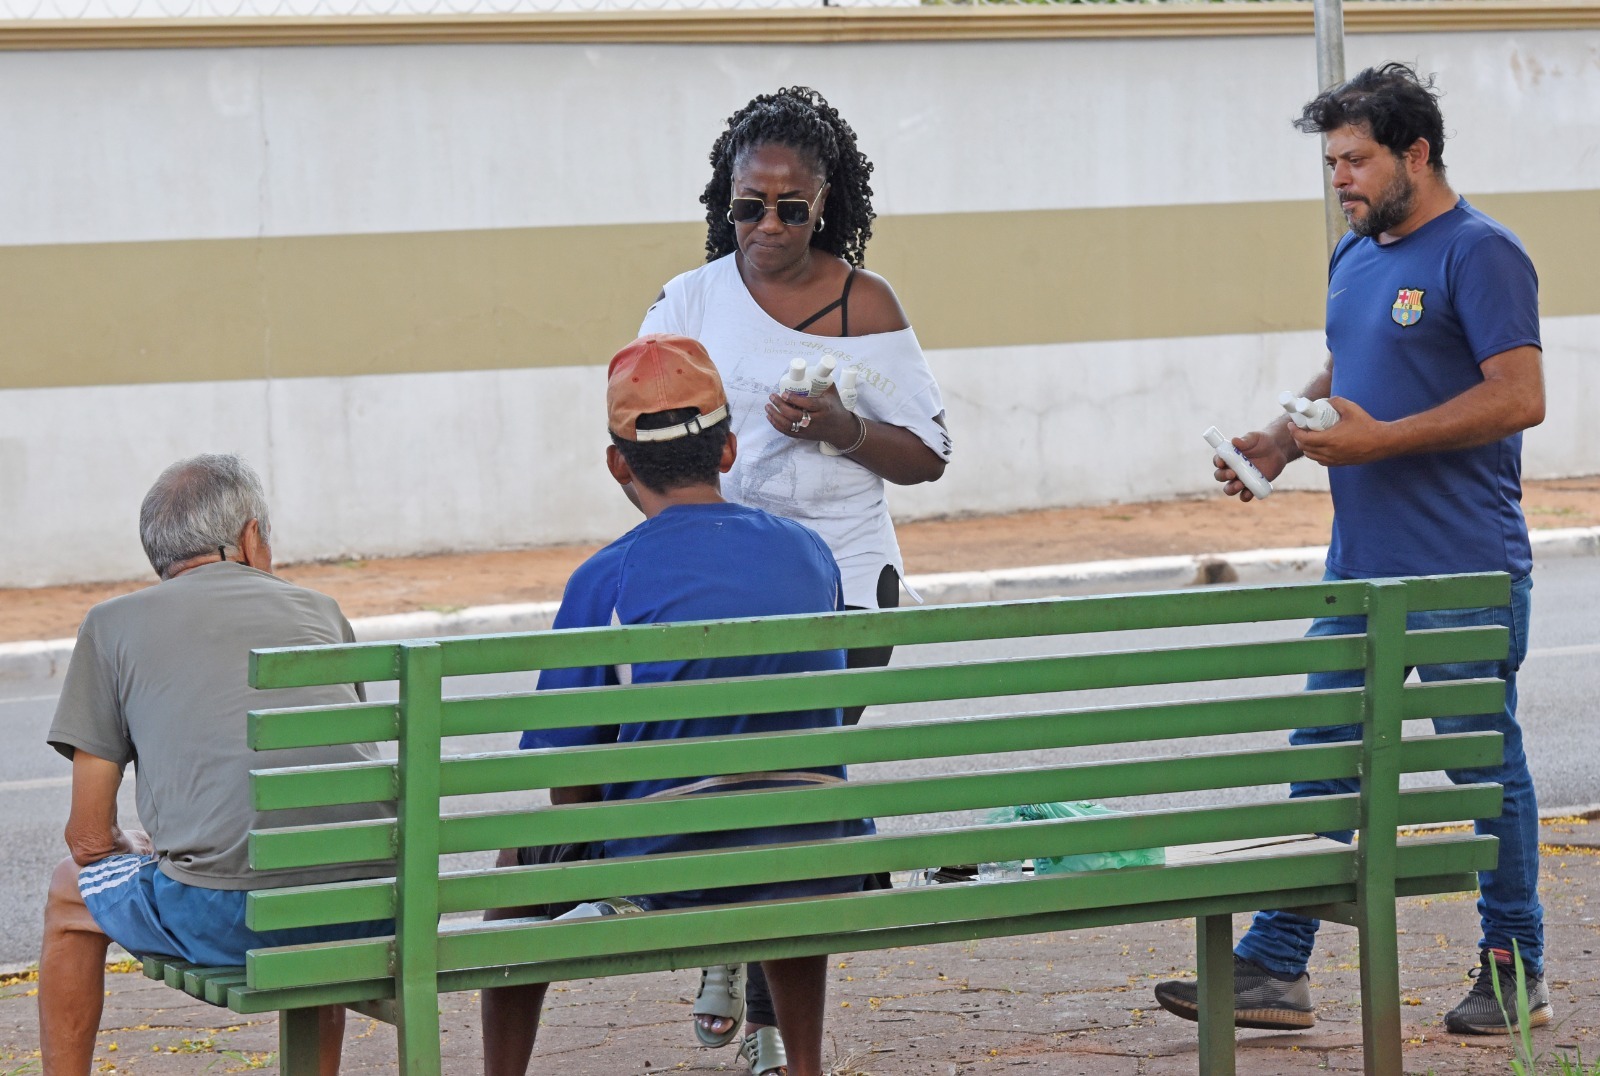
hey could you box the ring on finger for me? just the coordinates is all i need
[789,421,801,434]
[798,413,811,429]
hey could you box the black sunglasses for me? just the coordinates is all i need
[726,185,827,228]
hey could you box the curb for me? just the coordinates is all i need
[5,525,1597,683]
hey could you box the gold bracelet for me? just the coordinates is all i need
[841,413,869,455]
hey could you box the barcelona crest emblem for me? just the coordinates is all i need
[1392,288,1425,327]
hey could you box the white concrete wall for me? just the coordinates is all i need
[2,27,1597,586]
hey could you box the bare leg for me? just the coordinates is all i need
[482,979,549,1076]
[480,893,550,1076]
[758,955,828,1076]
[317,1006,346,1076]
[40,857,110,1076]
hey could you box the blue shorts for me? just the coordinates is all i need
[79,854,392,967]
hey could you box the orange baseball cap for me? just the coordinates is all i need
[607,334,730,442]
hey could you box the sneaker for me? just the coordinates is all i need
[1153,955,1316,1031]
[1444,948,1552,1035]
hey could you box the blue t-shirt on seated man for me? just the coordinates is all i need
[482,334,868,1076]
[522,498,870,871]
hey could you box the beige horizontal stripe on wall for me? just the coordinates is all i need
[3,190,1593,390]
[5,1,1599,51]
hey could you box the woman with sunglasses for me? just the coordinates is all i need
[640,86,951,1076]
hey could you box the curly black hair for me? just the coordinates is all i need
[701,86,876,268]
[612,408,731,494]
[1294,62,1448,175]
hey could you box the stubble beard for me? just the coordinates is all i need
[1344,166,1417,239]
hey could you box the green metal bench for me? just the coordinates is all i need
[140,572,1512,1076]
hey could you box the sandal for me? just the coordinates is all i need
[737,1025,788,1076]
[692,963,747,1048]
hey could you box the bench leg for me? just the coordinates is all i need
[278,1007,321,1076]
[1358,915,1403,1076]
[1195,914,1236,1076]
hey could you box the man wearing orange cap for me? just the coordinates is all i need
[480,334,869,1076]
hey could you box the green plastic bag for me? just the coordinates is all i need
[984,801,1165,873]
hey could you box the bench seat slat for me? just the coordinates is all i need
[180,966,246,1001]
[162,961,199,989]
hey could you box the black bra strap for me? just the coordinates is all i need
[792,267,858,334]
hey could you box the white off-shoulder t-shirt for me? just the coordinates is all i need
[641,253,952,608]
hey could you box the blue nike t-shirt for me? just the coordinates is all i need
[1325,198,1540,579]
[522,500,872,904]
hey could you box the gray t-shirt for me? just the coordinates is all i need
[48,562,392,890]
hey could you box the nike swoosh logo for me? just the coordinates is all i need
[1329,288,1348,299]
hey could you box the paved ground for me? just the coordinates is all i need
[1,815,1595,1075]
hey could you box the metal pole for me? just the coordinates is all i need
[1313,0,1347,258]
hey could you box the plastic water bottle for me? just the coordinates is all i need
[977,860,1025,883]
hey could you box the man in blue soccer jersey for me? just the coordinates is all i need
[479,334,869,1076]
[1154,64,1548,1036]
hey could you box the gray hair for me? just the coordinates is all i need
[139,454,273,579]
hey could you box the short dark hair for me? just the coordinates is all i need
[611,408,731,494]
[1294,62,1447,175]
[701,86,877,268]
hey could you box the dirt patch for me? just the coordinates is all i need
[4,477,1597,644]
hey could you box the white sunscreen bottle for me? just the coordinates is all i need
[808,355,837,397]
[1203,426,1273,500]
[1278,390,1341,431]
[837,366,859,410]
[777,358,809,396]
[821,366,860,456]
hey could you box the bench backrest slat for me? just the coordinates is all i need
[246,782,1504,936]
[249,573,1513,690]
[245,676,1504,824]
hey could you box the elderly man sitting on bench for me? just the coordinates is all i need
[39,454,393,1076]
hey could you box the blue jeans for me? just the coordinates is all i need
[1235,572,1543,977]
